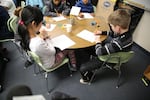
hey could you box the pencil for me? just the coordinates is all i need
[54,9,58,14]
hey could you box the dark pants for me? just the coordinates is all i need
[80,56,103,81]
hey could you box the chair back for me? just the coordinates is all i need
[99,51,134,64]
[7,16,18,34]
[7,17,13,32]
[28,51,69,72]
[0,39,15,42]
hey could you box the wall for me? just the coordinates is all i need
[95,0,150,52]
[133,11,150,52]
[95,0,116,23]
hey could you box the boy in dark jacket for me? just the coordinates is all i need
[79,9,133,84]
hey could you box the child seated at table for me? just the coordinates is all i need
[75,0,95,18]
[44,0,71,17]
[18,5,77,71]
[79,9,133,84]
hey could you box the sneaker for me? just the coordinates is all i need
[80,78,90,84]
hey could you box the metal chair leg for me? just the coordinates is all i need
[116,59,121,88]
[88,70,96,85]
[67,62,73,77]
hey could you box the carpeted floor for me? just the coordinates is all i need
[0,41,150,100]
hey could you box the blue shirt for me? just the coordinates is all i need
[26,0,44,9]
[75,0,94,13]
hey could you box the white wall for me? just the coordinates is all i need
[133,11,150,52]
[95,0,150,52]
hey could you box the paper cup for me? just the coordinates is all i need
[65,24,72,33]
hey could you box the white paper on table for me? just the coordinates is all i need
[13,95,46,100]
[52,16,66,21]
[51,35,75,50]
[77,13,94,20]
[77,30,95,43]
[70,6,81,16]
[41,24,56,32]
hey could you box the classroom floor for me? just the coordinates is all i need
[0,41,150,100]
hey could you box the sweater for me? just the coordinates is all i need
[75,0,94,13]
[95,30,133,56]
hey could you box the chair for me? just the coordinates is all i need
[7,16,18,35]
[89,51,134,88]
[6,16,33,68]
[93,5,96,14]
[28,51,72,93]
[0,39,15,43]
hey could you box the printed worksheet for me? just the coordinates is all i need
[13,95,46,100]
[77,13,94,20]
[52,16,66,21]
[41,24,56,32]
[77,29,96,43]
[70,6,81,16]
[51,35,75,50]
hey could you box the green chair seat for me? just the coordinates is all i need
[99,51,134,64]
[89,51,134,88]
[28,51,71,93]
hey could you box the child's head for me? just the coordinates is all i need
[108,9,131,33]
[53,0,61,5]
[20,5,43,27]
[18,5,43,50]
[14,6,23,17]
[82,0,90,4]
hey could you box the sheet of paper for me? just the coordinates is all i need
[52,16,66,21]
[41,24,56,32]
[51,35,75,50]
[70,6,81,16]
[77,13,94,20]
[77,30,96,43]
[13,95,46,100]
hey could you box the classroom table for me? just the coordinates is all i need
[44,16,110,49]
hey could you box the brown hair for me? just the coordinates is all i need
[14,6,23,17]
[108,9,131,29]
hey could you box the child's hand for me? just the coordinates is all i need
[90,13,95,17]
[95,35,101,43]
[39,26,50,39]
[79,13,84,18]
[45,23,51,29]
[94,30,102,35]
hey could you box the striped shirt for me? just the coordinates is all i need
[95,30,133,56]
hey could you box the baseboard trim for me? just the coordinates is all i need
[133,42,150,56]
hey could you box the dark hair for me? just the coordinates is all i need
[18,5,43,51]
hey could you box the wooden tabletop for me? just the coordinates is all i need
[44,16,109,49]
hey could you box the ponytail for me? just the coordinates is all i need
[17,5,43,51]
